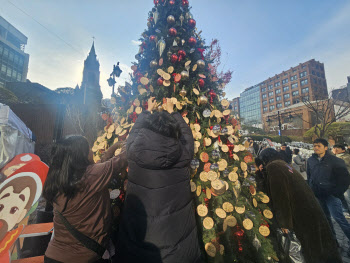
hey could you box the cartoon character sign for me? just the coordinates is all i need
[0,156,48,262]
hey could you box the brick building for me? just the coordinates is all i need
[231,97,240,116]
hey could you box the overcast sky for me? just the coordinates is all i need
[1,0,350,99]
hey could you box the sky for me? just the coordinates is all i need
[1,0,350,100]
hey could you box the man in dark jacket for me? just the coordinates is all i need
[279,143,292,164]
[307,138,350,255]
[116,98,201,263]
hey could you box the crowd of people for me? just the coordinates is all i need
[40,107,350,263]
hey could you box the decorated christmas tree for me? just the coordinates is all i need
[93,0,278,262]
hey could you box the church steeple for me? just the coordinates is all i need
[80,41,102,106]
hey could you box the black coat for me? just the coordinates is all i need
[266,160,341,263]
[307,152,350,198]
[116,111,201,263]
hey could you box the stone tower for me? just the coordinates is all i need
[80,42,102,106]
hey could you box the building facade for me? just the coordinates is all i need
[231,97,240,116]
[261,59,328,135]
[239,84,262,127]
[0,16,29,88]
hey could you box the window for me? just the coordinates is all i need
[292,83,298,89]
[19,58,24,66]
[292,90,299,97]
[284,94,290,99]
[263,100,267,105]
[293,99,300,104]
[312,70,315,75]
[275,89,281,94]
[262,94,267,99]
[261,87,266,92]
[269,98,275,103]
[290,75,297,81]
[301,79,308,86]
[3,48,8,57]
[284,72,288,76]
[0,45,3,55]
[274,82,280,87]
[268,85,273,90]
[269,105,275,111]
[9,52,14,61]
[316,72,320,77]
[6,68,12,77]
[17,73,22,81]
[313,78,317,84]
[302,87,309,94]
[268,92,273,97]
[283,86,289,92]
[282,78,289,84]
[302,65,306,69]
[292,68,297,72]
[285,101,291,107]
[12,70,17,78]
[14,55,19,64]
[300,71,307,78]
[322,73,325,79]
[302,96,309,101]
[277,103,282,108]
[1,65,6,73]
[263,107,268,112]
[276,96,281,101]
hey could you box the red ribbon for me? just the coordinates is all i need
[197,48,205,59]
[129,112,138,123]
[227,141,235,159]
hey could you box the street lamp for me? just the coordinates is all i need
[107,62,123,97]
[266,111,294,144]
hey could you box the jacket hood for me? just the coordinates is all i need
[127,128,182,170]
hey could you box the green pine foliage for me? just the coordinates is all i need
[94,0,278,262]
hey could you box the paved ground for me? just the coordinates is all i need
[333,218,350,262]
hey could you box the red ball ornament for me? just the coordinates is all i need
[238,246,243,252]
[169,27,177,36]
[171,54,178,63]
[169,0,175,5]
[150,35,156,42]
[198,79,205,88]
[188,19,196,28]
[178,49,186,57]
[182,0,189,6]
[188,37,197,46]
[154,0,159,6]
[157,77,164,86]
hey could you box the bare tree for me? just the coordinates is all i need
[300,91,350,138]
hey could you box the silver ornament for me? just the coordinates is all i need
[179,87,187,97]
[150,60,158,68]
[181,70,189,80]
[185,12,193,20]
[197,59,206,69]
[190,159,200,169]
[155,29,161,33]
[179,14,184,26]
[153,8,159,24]
[210,163,219,171]
[190,48,195,53]
[158,37,166,57]
[173,39,178,47]
[182,39,185,45]
[167,15,175,25]
[212,124,221,135]
[221,127,228,135]
[211,150,220,161]
[223,169,230,177]
[167,51,173,57]
[203,108,211,118]
[253,235,261,251]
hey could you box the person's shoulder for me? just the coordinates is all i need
[85,162,110,176]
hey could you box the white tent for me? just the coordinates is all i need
[0,103,35,169]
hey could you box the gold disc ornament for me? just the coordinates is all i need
[253,198,258,207]
[215,208,227,219]
[235,206,246,214]
[203,217,214,230]
[259,225,271,237]
[263,209,274,219]
[196,185,201,196]
[243,219,254,230]
[190,181,196,192]
[208,171,218,181]
[197,204,208,217]
[222,202,234,213]
[211,179,226,195]
[205,243,216,257]
[228,172,238,182]
[225,215,237,227]
[200,171,208,182]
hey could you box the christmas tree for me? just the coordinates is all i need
[93,0,278,262]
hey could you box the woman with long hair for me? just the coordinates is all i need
[43,135,127,263]
[255,148,341,263]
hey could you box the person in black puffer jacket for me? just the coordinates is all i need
[115,97,201,263]
[307,138,350,256]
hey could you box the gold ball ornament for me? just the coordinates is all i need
[180,70,189,80]
[150,60,158,68]
[199,95,208,105]
[167,15,175,24]
[179,87,187,97]
[197,59,206,69]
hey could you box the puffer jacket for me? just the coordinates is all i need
[307,152,350,198]
[116,111,201,263]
